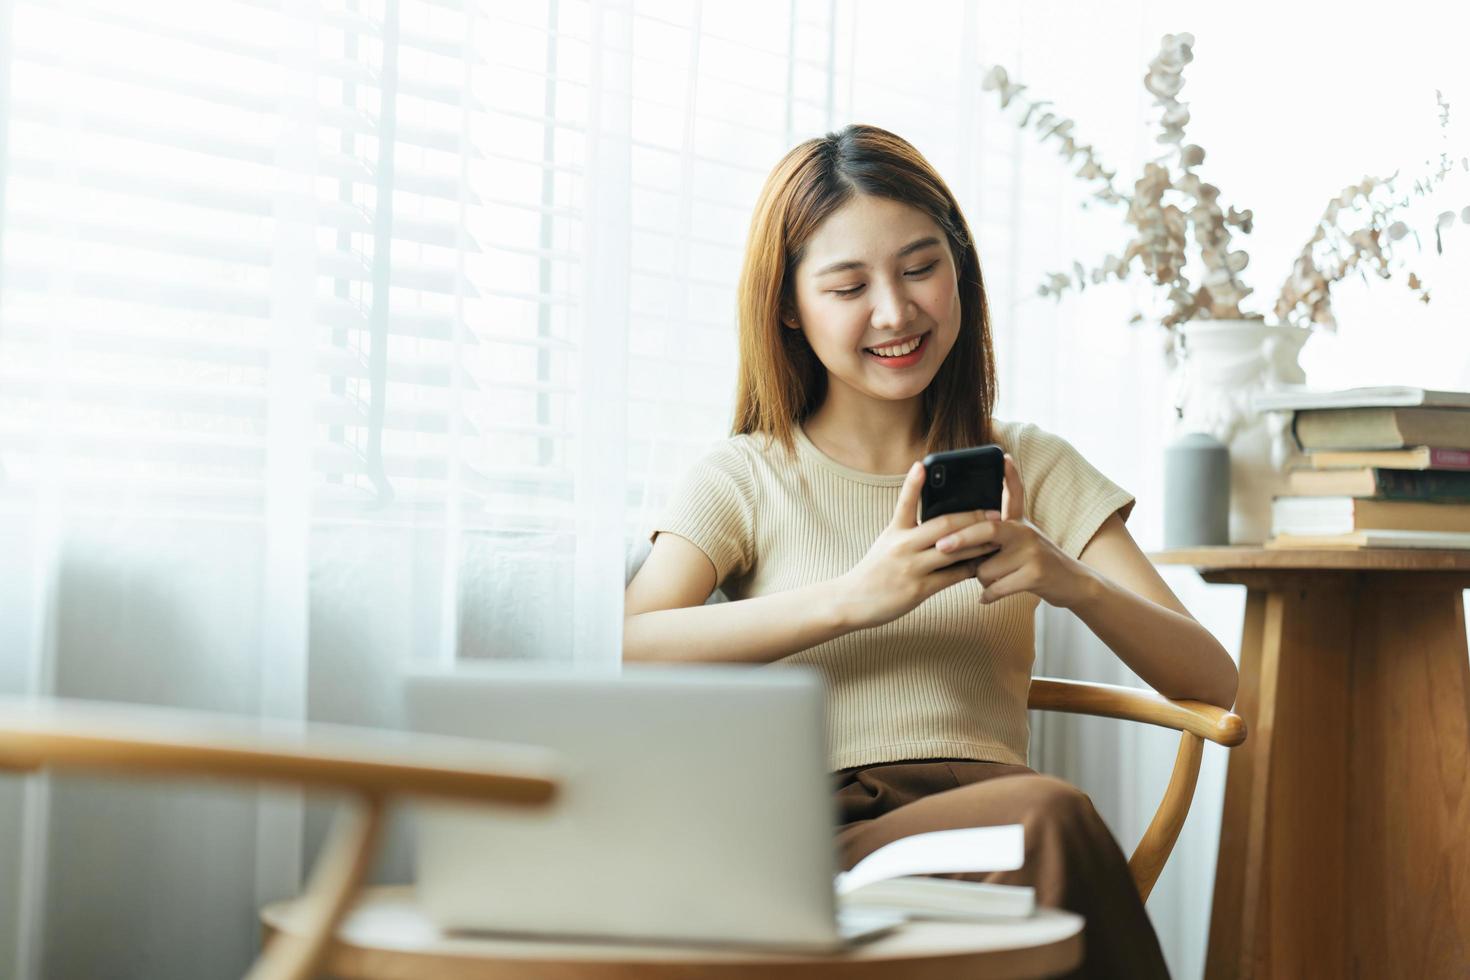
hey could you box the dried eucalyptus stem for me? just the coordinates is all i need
[984,34,1467,338]
[1275,89,1469,329]
[979,65,1130,209]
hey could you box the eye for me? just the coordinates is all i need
[828,261,936,297]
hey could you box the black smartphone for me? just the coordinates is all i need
[919,445,1005,523]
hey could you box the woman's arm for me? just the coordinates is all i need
[623,532,849,664]
[626,463,991,664]
[938,454,1239,709]
[1069,514,1239,709]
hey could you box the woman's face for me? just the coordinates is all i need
[786,194,962,409]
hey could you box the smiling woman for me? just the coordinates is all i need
[787,196,961,465]
[624,124,1240,980]
[730,126,998,476]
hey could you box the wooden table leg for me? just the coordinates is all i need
[1260,583,1354,978]
[1205,589,1268,980]
[1347,579,1470,978]
[1205,580,1355,979]
[1205,572,1470,979]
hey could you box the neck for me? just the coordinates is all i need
[802,386,927,475]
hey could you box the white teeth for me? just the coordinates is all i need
[868,335,922,357]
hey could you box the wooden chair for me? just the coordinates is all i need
[0,697,560,980]
[1026,677,1245,900]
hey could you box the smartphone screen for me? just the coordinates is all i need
[919,445,1005,523]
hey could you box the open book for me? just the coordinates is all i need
[835,824,1035,921]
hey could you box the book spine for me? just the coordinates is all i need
[1291,408,1400,450]
[1373,469,1470,502]
[1430,448,1470,469]
[1292,407,1470,451]
[1354,498,1470,532]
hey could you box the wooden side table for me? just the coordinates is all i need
[1152,547,1470,980]
[260,886,1084,980]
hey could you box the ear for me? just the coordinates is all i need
[781,308,800,330]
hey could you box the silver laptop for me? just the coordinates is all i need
[402,662,900,950]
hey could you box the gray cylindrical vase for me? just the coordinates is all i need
[1164,432,1230,549]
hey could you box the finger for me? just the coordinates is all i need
[917,510,993,551]
[891,461,925,530]
[929,557,982,595]
[1001,453,1025,523]
[974,545,1025,587]
[933,519,1002,554]
[980,566,1031,604]
[920,541,1000,574]
[939,514,1025,556]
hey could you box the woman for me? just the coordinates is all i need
[624,124,1237,978]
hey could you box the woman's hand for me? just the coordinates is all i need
[833,461,996,631]
[933,454,1101,610]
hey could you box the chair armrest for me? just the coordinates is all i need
[1027,676,1245,747]
[0,696,559,806]
[1028,676,1245,902]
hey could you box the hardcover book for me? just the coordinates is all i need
[1305,447,1470,471]
[1266,529,1470,550]
[1270,496,1470,536]
[1285,467,1470,501]
[1292,408,1470,452]
[1252,386,1470,413]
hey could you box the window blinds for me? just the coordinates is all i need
[0,0,537,521]
[0,0,1012,536]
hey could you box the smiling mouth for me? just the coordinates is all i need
[864,331,929,357]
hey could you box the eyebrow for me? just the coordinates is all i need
[812,236,942,277]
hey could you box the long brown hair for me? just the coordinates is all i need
[732,124,997,457]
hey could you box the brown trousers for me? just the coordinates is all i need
[834,759,1170,980]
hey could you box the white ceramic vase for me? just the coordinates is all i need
[1171,320,1311,545]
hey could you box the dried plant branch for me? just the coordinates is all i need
[1276,89,1468,329]
[1275,176,1402,329]
[983,35,1467,338]
[981,65,1130,210]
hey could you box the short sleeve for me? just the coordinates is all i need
[1003,422,1135,559]
[648,440,756,587]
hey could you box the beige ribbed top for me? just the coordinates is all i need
[649,419,1134,770]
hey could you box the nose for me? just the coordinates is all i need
[870,278,917,332]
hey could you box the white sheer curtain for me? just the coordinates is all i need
[0,1,1050,975]
[0,1,1168,976]
[0,1,640,974]
[3,0,1462,977]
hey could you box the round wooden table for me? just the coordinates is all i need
[260,886,1084,979]
[1154,547,1470,979]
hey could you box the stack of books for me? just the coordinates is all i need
[1250,386,1470,550]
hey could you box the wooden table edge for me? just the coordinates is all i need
[1149,546,1470,572]
[260,886,1086,979]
